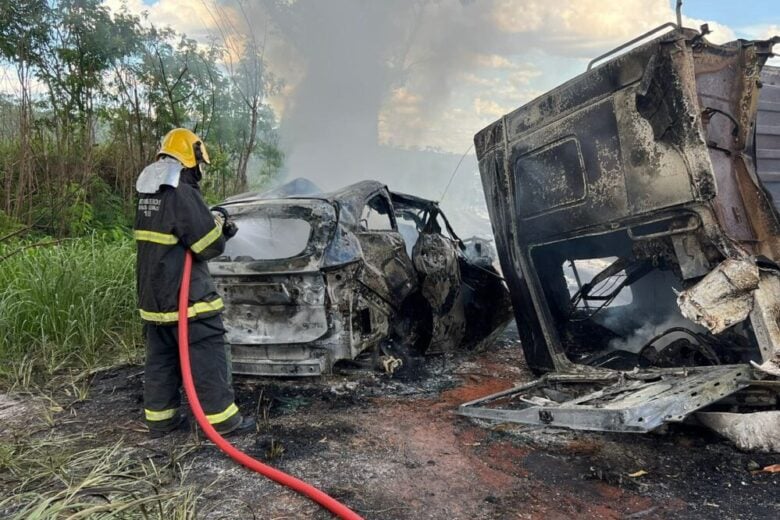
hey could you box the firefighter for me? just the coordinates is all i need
[134,128,253,437]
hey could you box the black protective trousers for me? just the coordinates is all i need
[143,315,239,431]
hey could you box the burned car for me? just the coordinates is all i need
[461,22,780,439]
[208,179,511,376]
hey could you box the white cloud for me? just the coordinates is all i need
[462,73,500,87]
[739,24,780,66]
[491,0,673,53]
[508,68,542,86]
[682,17,736,44]
[475,54,517,69]
[103,0,228,41]
[473,97,506,118]
[739,24,780,40]
[377,0,750,152]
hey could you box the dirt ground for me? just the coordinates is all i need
[3,327,779,519]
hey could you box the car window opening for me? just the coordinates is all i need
[221,216,312,261]
[360,195,394,231]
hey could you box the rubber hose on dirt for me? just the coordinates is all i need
[178,250,364,520]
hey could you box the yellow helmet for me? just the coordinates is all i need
[157,128,210,168]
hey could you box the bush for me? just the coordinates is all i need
[0,236,141,387]
[0,209,24,237]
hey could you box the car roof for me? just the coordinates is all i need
[223,178,435,209]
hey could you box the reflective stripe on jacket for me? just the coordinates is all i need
[134,168,225,324]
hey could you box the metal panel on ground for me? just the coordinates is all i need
[457,365,752,433]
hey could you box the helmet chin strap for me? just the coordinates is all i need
[192,141,205,181]
[188,165,203,183]
[193,141,205,163]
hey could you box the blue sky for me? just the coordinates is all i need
[683,0,779,30]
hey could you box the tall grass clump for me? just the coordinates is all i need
[0,236,142,387]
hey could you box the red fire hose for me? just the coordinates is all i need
[178,251,363,520]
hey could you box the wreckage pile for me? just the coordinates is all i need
[196,24,780,451]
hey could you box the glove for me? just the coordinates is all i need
[211,206,239,240]
[211,210,225,229]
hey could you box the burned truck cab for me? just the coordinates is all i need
[463,26,780,433]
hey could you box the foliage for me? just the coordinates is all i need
[0,236,141,388]
[0,0,283,235]
[0,208,23,236]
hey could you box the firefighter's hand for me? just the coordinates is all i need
[211,210,225,229]
[211,206,238,240]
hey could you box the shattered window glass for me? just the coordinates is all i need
[360,195,394,231]
[221,217,312,261]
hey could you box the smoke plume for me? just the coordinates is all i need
[227,0,705,236]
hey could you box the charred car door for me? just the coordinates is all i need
[354,190,416,307]
[392,196,466,352]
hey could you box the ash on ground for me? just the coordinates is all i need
[3,327,778,519]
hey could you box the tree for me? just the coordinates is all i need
[0,0,284,235]
[205,0,282,192]
[0,0,50,221]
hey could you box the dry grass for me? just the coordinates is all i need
[0,433,208,519]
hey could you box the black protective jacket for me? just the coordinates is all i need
[134,169,225,324]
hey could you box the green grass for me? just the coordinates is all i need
[0,236,142,389]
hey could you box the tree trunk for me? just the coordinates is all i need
[236,97,259,192]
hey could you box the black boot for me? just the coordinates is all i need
[214,414,256,436]
[148,414,189,438]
